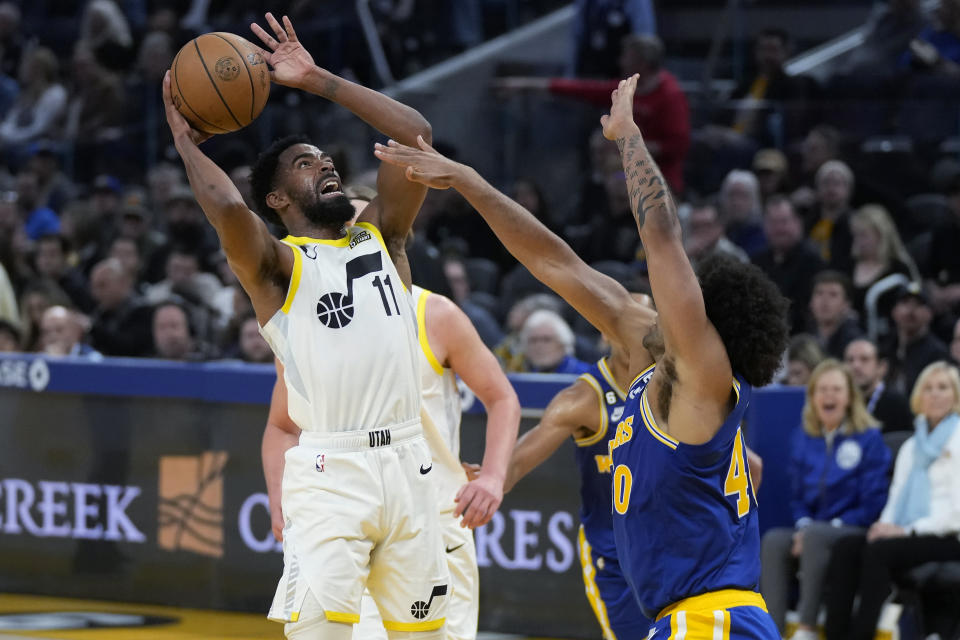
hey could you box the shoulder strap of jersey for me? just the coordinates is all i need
[575,372,609,447]
[415,287,444,375]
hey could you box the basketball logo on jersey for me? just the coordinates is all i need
[316,253,383,328]
[410,584,447,619]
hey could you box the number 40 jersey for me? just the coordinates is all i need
[260,222,422,434]
[609,364,761,619]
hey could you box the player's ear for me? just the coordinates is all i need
[266,190,286,210]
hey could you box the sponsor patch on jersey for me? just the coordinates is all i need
[349,230,372,249]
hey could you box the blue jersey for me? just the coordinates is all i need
[610,364,761,619]
[573,358,630,560]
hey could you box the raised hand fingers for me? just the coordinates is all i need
[265,12,287,43]
[251,22,279,50]
[282,15,299,42]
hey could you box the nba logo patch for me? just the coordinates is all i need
[611,407,624,422]
[315,454,325,472]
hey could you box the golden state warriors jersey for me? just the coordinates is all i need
[610,365,761,619]
[260,223,421,433]
[411,286,467,508]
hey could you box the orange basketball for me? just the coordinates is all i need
[169,32,271,134]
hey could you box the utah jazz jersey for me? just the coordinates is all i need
[411,286,467,509]
[260,223,421,433]
[574,357,630,560]
[610,365,762,620]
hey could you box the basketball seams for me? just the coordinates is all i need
[173,47,230,134]
[210,32,256,122]
[192,39,243,130]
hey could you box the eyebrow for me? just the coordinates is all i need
[291,152,330,166]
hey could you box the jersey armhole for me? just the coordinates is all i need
[354,222,408,293]
[638,387,679,450]
[280,240,303,314]
[416,289,444,375]
[575,374,608,447]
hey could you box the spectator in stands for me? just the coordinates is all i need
[785,334,827,386]
[753,195,825,333]
[88,257,153,357]
[495,293,566,372]
[901,0,960,74]
[684,201,749,266]
[808,160,855,272]
[145,162,184,212]
[0,316,17,351]
[152,300,211,361]
[116,204,165,276]
[925,166,960,316]
[0,3,24,78]
[144,246,223,307]
[791,125,842,215]
[106,236,144,293]
[33,234,94,313]
[886,282,951,395]
[719,170,766,257]
[79,0,134,73]
[827,361,960,640]
[125,30,174,175]
[146,185,219,281]
[571,0,656,77]
[517,309,589,374]
[512,177,560,234]
[18,279,71,352]
[16,170,59,240]
[235,313,272,363]
[809,271,863,359]
[753,148,790,203]
[0,258,16,327]
[27,143,75,214]
[848,204,919,336]
[0,47,66,165]
[39,305,100,359]
[845,338,914,434]
[761,359,889,639]
[441,255,504,349]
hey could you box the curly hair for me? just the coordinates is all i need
[696,254,790,387]
[249,134,312,227]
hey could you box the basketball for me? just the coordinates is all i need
[169,32,271,134]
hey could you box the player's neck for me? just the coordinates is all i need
[285,219,348,240]
[608,350,632,387]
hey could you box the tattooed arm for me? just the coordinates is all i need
[601,76,733,421]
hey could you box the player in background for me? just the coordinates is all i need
[374,74,789,638]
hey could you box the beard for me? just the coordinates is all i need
[301,193,355,228]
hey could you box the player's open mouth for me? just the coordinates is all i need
[318,177,343,198]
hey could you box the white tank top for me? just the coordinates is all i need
[412,286,467,509]
[260,223,421,433]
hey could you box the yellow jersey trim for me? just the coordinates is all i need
[732,377,741,403]
[280,240,302,314]
[290,612,299,622]
[283,234,350,247]
[382,618,446,632]
[417,289,443,375]
[640,390,678,450]
[354,222,408,293]
[656,589,768,622]
[574,374,608,447]
[629,363,656,389]
[598,357,627,400]
[323,610,360,624]
[578,526,617,640]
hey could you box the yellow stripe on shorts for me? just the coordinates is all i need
[577,526,617,640]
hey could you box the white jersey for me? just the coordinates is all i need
[260,223,421,433]
[412,286,468,509]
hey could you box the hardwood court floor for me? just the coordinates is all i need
[0,594,550,640]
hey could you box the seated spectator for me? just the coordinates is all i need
[785,334,827,386]
[720,170,767,257]
[441,255,503,349]
[39,305,100,359]
[0,317,18,350]
[18,280,71,352]
[0,47,66,166]
[106,236,144,293]
[844,338,914,434]
[517,309,590,374]
[809,271,863,359]
[761,359,889,639]
[571,0,656,77]
[885,283,951,394]
[152,300,213,361]
[900,0,960,75]
[791,125,842,216]
[495,293,566,372]
[684,201,749,266]
[236,313,272,364]
[512,177,561,234]
[826,361,960,640]
[33,234,94,312]
[16,170,59,240]
[848,204,919,334]
[88,258,153,357]
[78,0,134,73]
[753,196,825,332]
[144,246,223,307]
[753,149,790,203]
[27,143,75,213]
[807,161,855,272]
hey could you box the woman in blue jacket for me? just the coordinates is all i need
[761,359,891,639]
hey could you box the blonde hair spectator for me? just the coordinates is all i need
[909,361,960,416]
[802,359,876,436]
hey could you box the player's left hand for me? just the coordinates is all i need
[162,71,212,146]
[600,74,640,141]
[250,13,317,90]
[374,137,468,190]
[454,473,503,529]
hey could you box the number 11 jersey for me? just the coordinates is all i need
[609,365,761,619]
[260,222,421,434]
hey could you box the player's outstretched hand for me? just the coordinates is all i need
[250,13,316,90]
[162,71,212,146]
[600,73,640,141]
[454,473,504,529]
[374,137,467,190]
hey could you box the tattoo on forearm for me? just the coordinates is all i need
[323,77,340,99]
[615,133,673,230]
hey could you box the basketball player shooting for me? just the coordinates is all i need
[375,75,791,638]
[161,12,478,640]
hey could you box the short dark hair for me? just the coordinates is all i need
[763,193,795,215]
[249,134,312,227]
[813,270,854,303]
[696,254,790,387]
[36,233,70,253]
[0,318,20,344]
